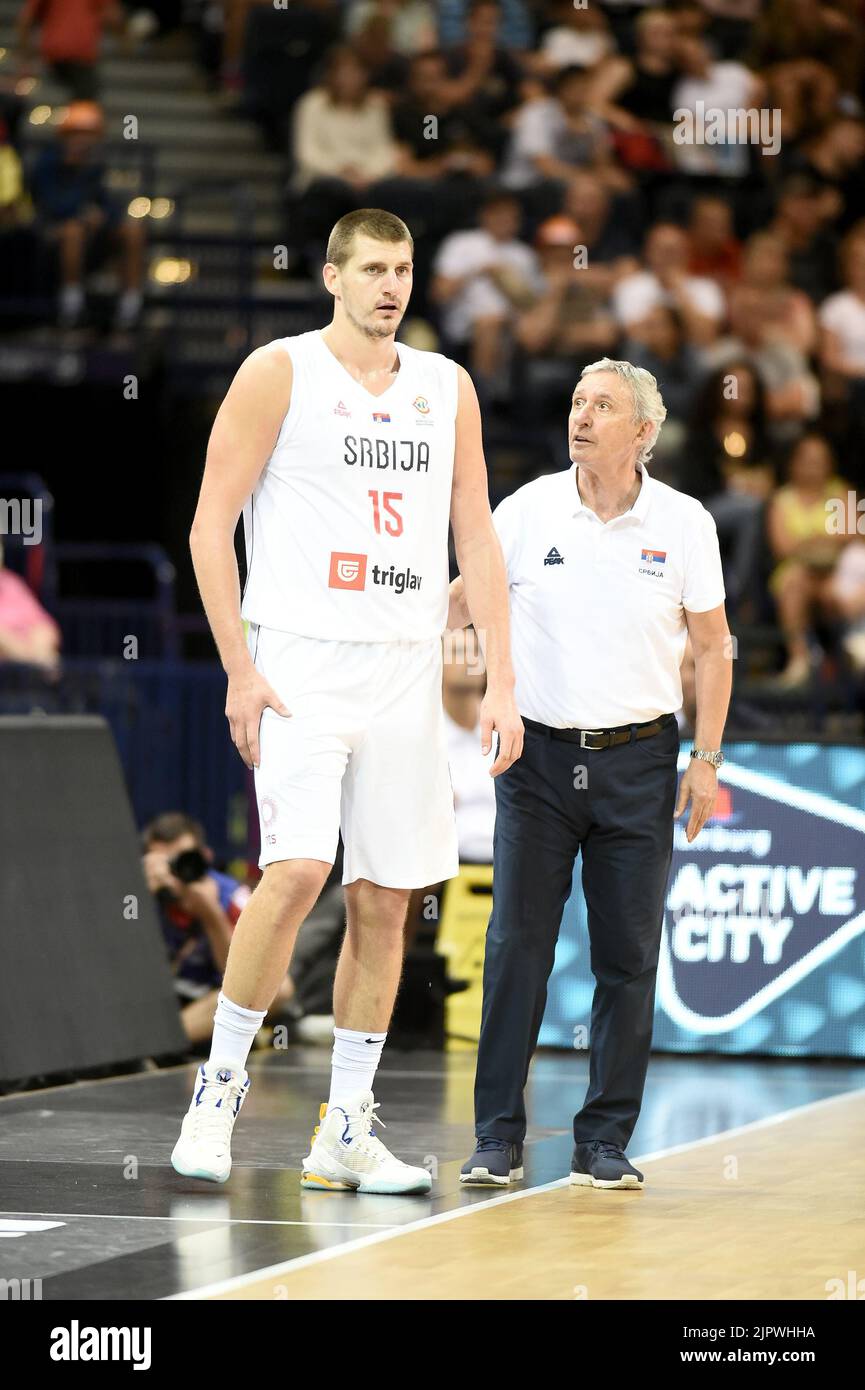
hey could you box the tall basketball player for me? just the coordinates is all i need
[171,209,523,1194]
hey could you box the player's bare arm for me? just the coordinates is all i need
[190,343,294,770]
[450,364,524,776]
[675,602,732,842]
[446,572,470,629]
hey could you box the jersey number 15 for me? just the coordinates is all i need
[368,490,403,537]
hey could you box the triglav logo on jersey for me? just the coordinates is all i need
[657,762,865,1034]
[329,552,367,590]
[371,563,423,594]
[328,553,423,596]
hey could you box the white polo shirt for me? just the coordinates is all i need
[492,461,725,729]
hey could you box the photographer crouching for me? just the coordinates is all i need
[141,811,293,1048]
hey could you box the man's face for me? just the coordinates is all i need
[410,55,446,103]
[691,199,730,245]
[780,191,821,235]
[641,306,677,354]
[559,73,588,115]
[640,12,676,59]
[791,436,831,487]
[61,130,99,163]
[326,234,413,339]
[677,36,709,74]
[565,174,606,223]
[468,2,499,43]
[568,372,648,471]
[647,225,687,272]
[481,199,519,242]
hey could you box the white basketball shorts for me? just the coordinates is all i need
[246,622,460,889]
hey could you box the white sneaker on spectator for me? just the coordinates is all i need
[114,288,143,331]
[171,1061,250,1183]
[58,284,85,328]
[301,1091,431,1195]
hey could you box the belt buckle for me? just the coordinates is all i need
[579,728,605,749]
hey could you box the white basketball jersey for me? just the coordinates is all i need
[240,329,459,641]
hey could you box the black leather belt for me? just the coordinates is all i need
[522,712,676,750]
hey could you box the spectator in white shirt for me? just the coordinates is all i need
[502,65,612,193]
[430,191,544,396]
[290,46,400,253]
[292,47,398,192]
[343,0,438,57]
[820,230,865,379]
[671,34,765,178]
[528,0,614,76]
[613,221,726,347]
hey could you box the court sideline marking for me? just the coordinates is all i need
[0,1212,401,1228]
[167,1086,864,1299]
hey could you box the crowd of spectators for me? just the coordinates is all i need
[3,0,865,691]
[260,0,865,687]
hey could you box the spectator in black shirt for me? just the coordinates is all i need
[681,360,775,612]
[785,117,865,237]
[562,169,642,281]
[29,101,146,330]
[768,174,839,305]
[589,5,680,129]
[391,49,498,177]
[442,0,525,132]
[374,48,498,246]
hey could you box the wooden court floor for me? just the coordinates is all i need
[203,1090,864,1301]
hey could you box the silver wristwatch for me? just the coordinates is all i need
[690,748,724,769]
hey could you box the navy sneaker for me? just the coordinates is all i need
[460,1137,524,1186]
[570,1140,643,1190]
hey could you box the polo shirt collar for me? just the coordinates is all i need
[566,460,652,524]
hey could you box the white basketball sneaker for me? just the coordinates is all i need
[171,1061,251,1183]
[301,1091,432,1195]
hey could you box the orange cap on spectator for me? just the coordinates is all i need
[535,215,580,248]
[58,102,105,134]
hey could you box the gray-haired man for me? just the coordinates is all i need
[448,359,733,1189]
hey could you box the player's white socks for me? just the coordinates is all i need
[209,992,267,1073]
[327,1027,387,1110]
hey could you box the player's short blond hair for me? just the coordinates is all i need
[326,209,414,269]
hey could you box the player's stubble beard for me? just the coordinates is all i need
[343,293,404,341]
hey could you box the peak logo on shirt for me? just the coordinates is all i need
[544,546,564,565]
[333,400,351,418]
[329,552,367,590]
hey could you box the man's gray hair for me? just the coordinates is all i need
[579,358,667,465]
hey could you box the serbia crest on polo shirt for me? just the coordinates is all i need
[639,546,666,577]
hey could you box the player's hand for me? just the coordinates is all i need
[480,689,524,777]
[674,759,718,842]
[226,667,291,770]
